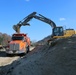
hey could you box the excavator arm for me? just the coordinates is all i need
[13,12,56,33]
[13,12,36,33]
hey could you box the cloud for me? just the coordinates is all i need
[59,18,66,21]
[25,0,30,2]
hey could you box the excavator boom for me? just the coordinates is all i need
[33,14,56,28]
[13,12,56,33]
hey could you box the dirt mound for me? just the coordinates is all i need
[0,37,76,75]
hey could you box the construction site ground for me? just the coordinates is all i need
[0,36,76,75]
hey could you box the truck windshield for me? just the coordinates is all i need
[12,36,24,40]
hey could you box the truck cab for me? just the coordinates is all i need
[6,33,30,54]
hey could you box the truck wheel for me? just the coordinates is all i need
[26,46,30,53]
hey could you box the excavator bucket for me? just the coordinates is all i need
[13,23,30,33]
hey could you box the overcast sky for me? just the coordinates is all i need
[0,0,76,41]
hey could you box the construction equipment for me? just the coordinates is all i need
[53,28,76,39]
[6,33,30,54]
[33,13,76,39]
[13,12,76,39]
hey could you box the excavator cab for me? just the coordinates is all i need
[52,27,64,36]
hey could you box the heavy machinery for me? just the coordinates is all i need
[6,33,30,54]
[13,12,76,39]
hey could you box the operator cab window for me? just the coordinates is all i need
[53,27,63,36]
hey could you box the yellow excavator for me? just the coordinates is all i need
[13,12,76,41]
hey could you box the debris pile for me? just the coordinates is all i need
[0,37,76,75]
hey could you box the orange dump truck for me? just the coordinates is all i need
[6,33,30,54]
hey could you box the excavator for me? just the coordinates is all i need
[13,12,76,39]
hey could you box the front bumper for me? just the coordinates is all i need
[6,49,26,54]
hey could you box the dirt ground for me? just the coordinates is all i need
[0,37,76,75]
[0,46,35,66]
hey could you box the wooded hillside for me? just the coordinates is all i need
[0,32,11,45]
